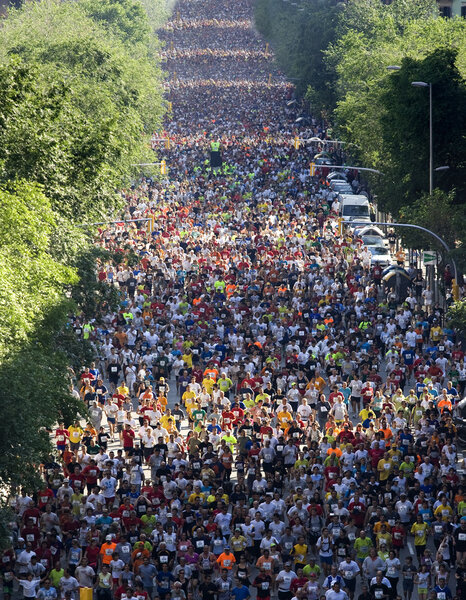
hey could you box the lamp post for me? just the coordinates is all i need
[411,81,433,195]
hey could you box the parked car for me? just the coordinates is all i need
[354,225,386,239]
[361,235,386,248]
[330,181,353,194]
[327,171,347,181]
[368,246,393,267]
[314,156,335,166]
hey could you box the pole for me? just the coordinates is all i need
[429,83,433,195]
[326,165,384,175]
[351,220,458,281]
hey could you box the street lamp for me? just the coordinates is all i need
[386,65,401,71]
[411,81,433,195]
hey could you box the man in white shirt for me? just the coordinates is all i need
[325,582,349,600]
[276,563,297,598]
[100,473,118,502]
[75,558,95,588]
[339,557,360,599]
[297,399,312,422]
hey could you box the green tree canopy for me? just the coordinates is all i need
[0,0,165,220]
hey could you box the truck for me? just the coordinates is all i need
[339,194,372,225]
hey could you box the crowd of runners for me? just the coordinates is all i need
[3,1,466,600]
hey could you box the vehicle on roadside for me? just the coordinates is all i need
[368,245,393,267]
[339,194,372,224]
[361,234,386,248]
[327,171,347,181]
[329,181,354,194]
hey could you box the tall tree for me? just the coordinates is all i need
[0,0,165,220]
[377,48,466,213]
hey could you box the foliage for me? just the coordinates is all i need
[0,0,165,220]
[254,0,466,221]
[397,189,466,272]
[324,1,466,213]
[0,337,85,498]
[79,0,151,46]
[254,0,341,104]
[0,182,77,356]
[376,48,466,212]
[446,301,466,337]
[69,247,121,321]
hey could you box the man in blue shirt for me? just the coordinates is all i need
[231,579,251,600]
[433,578,452,600]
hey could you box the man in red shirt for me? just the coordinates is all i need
[69,465,86,492]
[428,363,444,380]
[82,460,101,494]
[361,383,374,407]
[348,493,366,528]
[22,502,41,527]
[122,424,135,456]
[369,442,385,469]
[119,499,136,529]
[231,405,244,427]
[37,487,54,510]
[55,423,69,452]
[221,409,235,431]
[21,518,41,548]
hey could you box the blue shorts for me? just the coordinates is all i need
[320,555,333,565]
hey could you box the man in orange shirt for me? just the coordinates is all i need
[379,420,393,447]
[204,363,219,381]
[216,546,236,570]
[256,549,274,577]
[99,535,117,567]
[438,396,452,414]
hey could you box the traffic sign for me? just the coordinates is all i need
[423,251,437,265]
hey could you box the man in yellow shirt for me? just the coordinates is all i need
[218,373,233,395]
[411,514,429,558]
[188,485,205,504]
[182,388,196,407]
[434,497,453,522]
[185,398,198,420]
[68,421,83,451]
[388,445,402,467]
[160,411,174,431]
[375,524,392,550]
[277,409,292,430]
[312,375,326,393]
[230,529,247,555]
[117,382,130,397]
[182,350,193,369]
[377,452,393,482]
[255,390,271,404]
[292,536,308,570]
[430,323,443,342]
[202,376,215,395]
[157,394,168,413]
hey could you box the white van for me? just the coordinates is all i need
[339,194,372,224]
